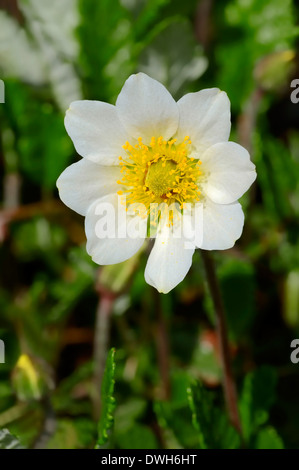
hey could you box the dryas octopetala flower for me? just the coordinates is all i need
[57,73,256,294]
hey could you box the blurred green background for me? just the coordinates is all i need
[0,0,299,450]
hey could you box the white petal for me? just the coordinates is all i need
[201,142,256,204]
[64,100,130,165]
[176,88,231,155]
[56,159,122,216]
[145,220,195,294]
[116,73,179,144]
[197,199,244,250]
[85,195,146,265]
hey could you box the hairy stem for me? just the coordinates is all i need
[201,250,242,436]
[92,290,115,421]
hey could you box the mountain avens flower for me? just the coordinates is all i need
[57,73,256,293]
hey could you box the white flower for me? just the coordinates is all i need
[57,73,256,294]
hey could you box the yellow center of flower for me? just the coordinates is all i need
[145,159,177,197]
[117,136,202,216]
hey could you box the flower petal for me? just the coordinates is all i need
[196,199,244,250]
[145,221,195,294]
[56,158,122,216]
[176,88,231,155]
[116,73,179,144]
[64,100,130,165]
[85,195,146,265]
[201,142,256,204]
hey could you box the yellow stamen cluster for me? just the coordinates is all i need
[117,136,202,216]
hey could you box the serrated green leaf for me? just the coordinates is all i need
[154,400,197,450]
[153,372,199,449]
[187,381,241,449]
[96,348,116,448]
[187,382,214,449]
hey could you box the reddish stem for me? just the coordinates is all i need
[201,250,242,436]
[92,288,115,420]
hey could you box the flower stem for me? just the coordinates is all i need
[154,289,171,400]
[201,250,242,436]
[92,287,115,421]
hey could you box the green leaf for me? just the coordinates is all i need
[187,381,241,449]
[239,366,277,443]
[154,400,197,449]
[154,372,199,449]
[187,382,213,449]
[213,413,241,450]
[0,429,24,449]
[255,426,284,449]
[96,348,116,448]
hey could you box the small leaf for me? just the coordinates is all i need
[96,348,116,448]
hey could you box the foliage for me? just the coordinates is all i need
[188,381,240,449]
[96,348,116,448]
[0,0,298,450]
